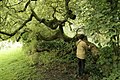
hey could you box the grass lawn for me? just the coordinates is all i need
[0,47,40,80]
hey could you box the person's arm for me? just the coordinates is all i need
[83,41,89,50]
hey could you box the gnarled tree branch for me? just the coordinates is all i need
[36,26,74,42]
[31,9,67,30]
[30,0,76,42]
[0,13,33,40]
[65,0,76,20]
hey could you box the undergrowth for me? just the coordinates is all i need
[0,40,120,80]
[35,40,120,80]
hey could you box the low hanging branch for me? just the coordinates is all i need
[36,30,60,41]
[36,24,75,42]
[36,48,50,52]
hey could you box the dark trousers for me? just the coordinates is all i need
[78,58,85,76]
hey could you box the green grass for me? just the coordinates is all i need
[0,46,97,80]
[0,47,40,80]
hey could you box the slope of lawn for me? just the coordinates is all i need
[0,47,41,80]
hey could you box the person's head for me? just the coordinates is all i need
[77,34,87,41]
[83,35,88,41]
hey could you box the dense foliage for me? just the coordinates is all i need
[0,0,120,80]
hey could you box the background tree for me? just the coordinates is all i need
[76,0,120,54]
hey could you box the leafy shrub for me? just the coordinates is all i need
[87,46,120,80]
[37,40,77,63]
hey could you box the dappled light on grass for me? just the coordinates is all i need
[0,41,23,54]
[0,41,40,80]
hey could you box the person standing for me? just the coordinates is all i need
[76,34,89,77]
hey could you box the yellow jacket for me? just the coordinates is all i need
[76,39,88,59]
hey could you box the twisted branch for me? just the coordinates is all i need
[0,13,33,40]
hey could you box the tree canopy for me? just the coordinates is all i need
[0,0,120,48]
[0,0,77,41]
